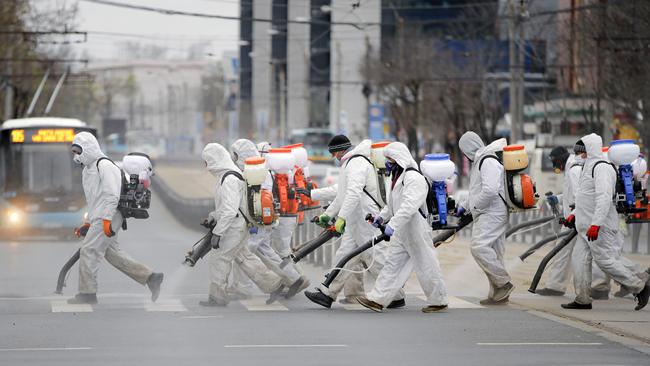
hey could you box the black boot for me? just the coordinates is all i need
[634,280,650,311]
[561,301,592,310]
[304,289,334,308]
[67,293,98,305]
[386,298,406,309]
[535,288,565,296]
[146,272,164,302]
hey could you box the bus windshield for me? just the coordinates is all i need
[4,144,81,195]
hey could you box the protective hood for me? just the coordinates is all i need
[478,138,507,158]
[202,143,239,177]
[257,141,271,157]
[582,133,604,159]
[459,131,485,161]
[341,139,371,162]
[72,132,104,166]
[231,139,260,170]
[383,142,418,170]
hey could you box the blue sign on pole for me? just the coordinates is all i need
[368,104,385,141]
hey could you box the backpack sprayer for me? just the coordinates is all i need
[419,153,457,230]
[267,148,299,218]
[607,140,649,223]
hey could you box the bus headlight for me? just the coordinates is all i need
[7,210,21,224]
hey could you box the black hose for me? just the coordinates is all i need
[55,249,80,294]
[528,229,578,293]
[433,213,473,248]
[519,230,572,261]
[322,233,389,288]
[506,215,555,238]
[288,229,338,266]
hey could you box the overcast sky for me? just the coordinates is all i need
[33,0,240,62]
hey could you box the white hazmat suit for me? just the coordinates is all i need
[230,139,307,291]
[72,132,155,296]
[570,134,649,306]
[316,140,402,302]
[366,142,448,308]
[458,132,513,301]
[203,143,282,304]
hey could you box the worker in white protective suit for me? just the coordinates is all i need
[67,132,163,304]
[356,142,449,313]
[199,143,284,306]
[230,139,310,299]
[562,133,650,310]
[303,184,366,304]
[536,145,584,296]
[457,131,514,305]
[304,135,404,309]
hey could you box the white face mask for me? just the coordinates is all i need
[573,155,585,165]
[73,154,83,165]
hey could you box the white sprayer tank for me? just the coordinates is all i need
[609,140,640,166]
[243,157,268,186]
[371,141,391,169]
[286,143,309,168]
[420,153,456,182]
[266,148,295,174]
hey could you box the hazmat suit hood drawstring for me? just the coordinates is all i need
[202,143,240,178]
[231,139,260,170]
[72,132,105,167]
[257,141,271,157]
[341,139,372,163]
[582,133,605,160]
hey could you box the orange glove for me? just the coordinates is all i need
[74,223,91,238]
[103,220,115,237]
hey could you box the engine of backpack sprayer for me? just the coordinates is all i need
[267,148,299,217]
[608,140,649,222]
[501,145,539,211]
[243,157,277,225]
[420,153,457,230]
[119,153,153,219]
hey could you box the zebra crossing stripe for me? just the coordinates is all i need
[418,295,484,309]
[240,297,288,311]
[50,300,93,313]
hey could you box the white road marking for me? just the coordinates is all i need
[145,299,187,312]
[224,344,348,349]
[240,297,288,311]
[0,347,92,352]
[182,315,224,319]
[50,300,92,313]
[419,295,484,309]
[477,342,603,346]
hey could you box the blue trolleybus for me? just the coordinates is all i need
[0,118,97,239]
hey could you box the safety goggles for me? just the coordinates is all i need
[71,144,82,155]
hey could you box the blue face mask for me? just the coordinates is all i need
[385,161,395,172]
[334,158,341,167]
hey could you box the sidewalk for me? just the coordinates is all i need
[155,164,215,199]
[434,236,650,347]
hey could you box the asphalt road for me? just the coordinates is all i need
[0,196,648,366]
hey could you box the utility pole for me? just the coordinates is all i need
[335,41,342,134]
[508,0,527,143]
[3,36,13,121]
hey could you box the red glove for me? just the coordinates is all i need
[586,225,600,241]
[103,220,116,237]
[74,223,91,238]
[562,214,575,229]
